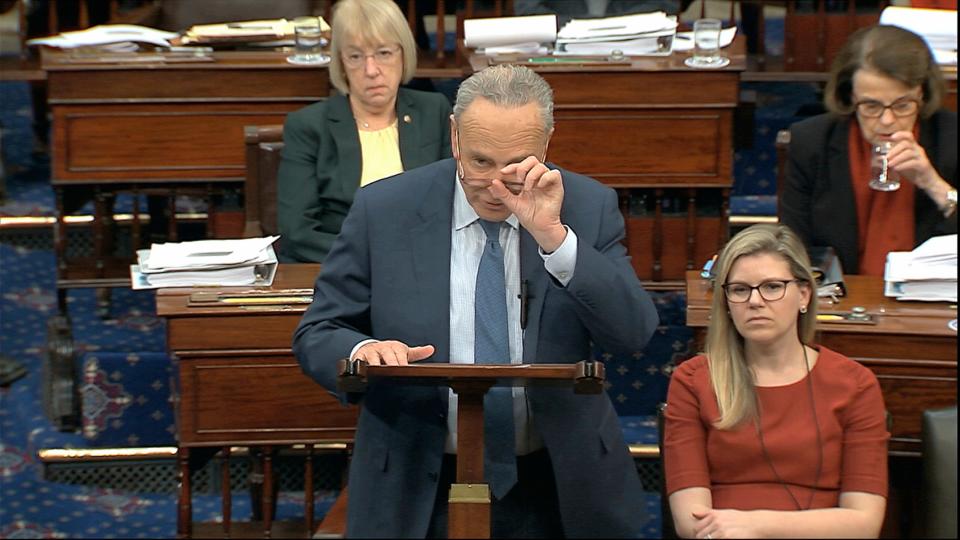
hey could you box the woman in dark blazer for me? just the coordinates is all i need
[278,0,452,263]
[781,25,957,275]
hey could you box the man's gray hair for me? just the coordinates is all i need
[453,64,554,132]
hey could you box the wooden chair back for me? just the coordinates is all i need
[657,401,678,538]
[243,124,284,239]
[775,129,791,222]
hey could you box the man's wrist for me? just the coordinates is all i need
[535,223,568,254]
[943,187,958,218]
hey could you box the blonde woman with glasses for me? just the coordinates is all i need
[664,224,890,538]
[781,25,957,276]
[278,0,452,263]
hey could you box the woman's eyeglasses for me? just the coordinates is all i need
[854,98,920,118]
[722,279,801,303]
[342,45,401,69]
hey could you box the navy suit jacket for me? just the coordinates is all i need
[293,158,660,538]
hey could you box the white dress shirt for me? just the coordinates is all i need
[445,176,578,455]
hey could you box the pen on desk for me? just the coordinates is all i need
[700,254,717,279]
[226,23,274,29]
[519,280,529,330]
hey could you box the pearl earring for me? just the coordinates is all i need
[800,306,808,314]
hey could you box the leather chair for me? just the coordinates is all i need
[922,405,957,538]
[242,124,284,240]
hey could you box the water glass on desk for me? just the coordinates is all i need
[869,141,901,192]
[287,16,330,65]
[684,18,729,69]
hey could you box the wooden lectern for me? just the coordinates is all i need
[337,360,606,539]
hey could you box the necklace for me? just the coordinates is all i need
[755,345,823,511]
[356,119,370,129]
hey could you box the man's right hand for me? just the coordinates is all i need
[354,341,435,366]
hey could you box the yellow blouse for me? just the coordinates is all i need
[358,121,403,186]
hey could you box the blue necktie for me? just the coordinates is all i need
[474,219,517,500]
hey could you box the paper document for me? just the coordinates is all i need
[27,24,178,48]
[884,234,957,302]
[464,15,558,49]
[557,11,677,40]
[554,12,677,56]
[131,237,280,290]
[143,236,279,272]
[880,6,957,65]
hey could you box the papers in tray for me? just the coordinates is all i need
[27,24,178,48]
[180,18,329,45]
[555,11,678,56]
[464,14,558,52]
[884,234,958,302]
[880,6,957,66]
[130,236,280,290]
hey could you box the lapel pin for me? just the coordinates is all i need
[403,115,412,124]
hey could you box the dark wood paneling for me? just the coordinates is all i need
[53,104,303,181]
[543,71,740,106]
[551,111,731,183]
[47,67,328,101]
[629,217,722,281]
[177,354,356,445]
[167,315,302,351]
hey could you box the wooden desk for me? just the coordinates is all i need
[470,39,746,286]
[42,48,330,286]
[685,270,957,456]
[156,264,356,539]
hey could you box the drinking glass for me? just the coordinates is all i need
[684,18,729,69]
[287,16,330,65]
[869,141,901,192]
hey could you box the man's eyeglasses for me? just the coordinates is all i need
[455,130,542,195]
[722,279,801,303]
[342,45,401,69]
[854,98,920,118]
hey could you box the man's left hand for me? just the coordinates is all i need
[491,156,567,253]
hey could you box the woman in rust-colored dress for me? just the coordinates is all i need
[664,224,889,538]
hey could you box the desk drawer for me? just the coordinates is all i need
[550,110,733,185]
[176,352,357,446]
[167,314,300,350]
[52,103,304,181]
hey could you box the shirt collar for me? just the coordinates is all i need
[453,172,519,232]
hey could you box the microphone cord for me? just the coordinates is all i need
[755,345,823,511]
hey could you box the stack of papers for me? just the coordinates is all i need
[27,24,178,48]
[880,6,958,66]
[130,236,280,290]
[180,18,329,45]
[884,234,958,302]
[555,11,678,56]
[464,14,557,55]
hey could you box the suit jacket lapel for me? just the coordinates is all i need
[410,166,454,363]
[327,95,363,190]
[828,116,860,272]
[397,89,421,169]
[520,228,548,364]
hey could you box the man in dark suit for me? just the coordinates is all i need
[293,64,659,538]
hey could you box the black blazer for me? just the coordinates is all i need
[781,110,957,274]
[277,88,453,263]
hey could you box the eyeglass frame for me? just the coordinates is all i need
[853,97,921,118]
[341,44,402,69]
[721,279,804,303]
[454,128,547,195]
